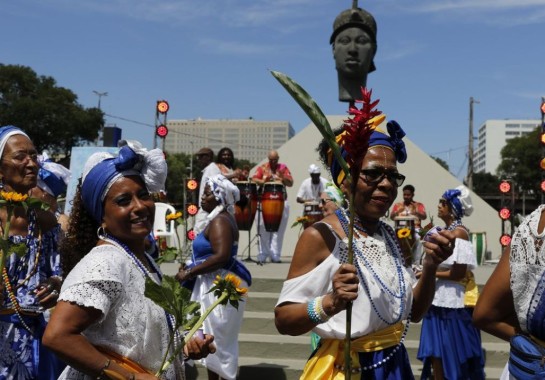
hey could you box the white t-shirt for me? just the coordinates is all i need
[296,177,328,203]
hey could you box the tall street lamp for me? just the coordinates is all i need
[93,90,108,110]
[467,97,480,191]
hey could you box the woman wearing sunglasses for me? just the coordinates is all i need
[417,186,485,379]
[275,115,457,379]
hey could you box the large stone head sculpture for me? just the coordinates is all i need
[331,4,377,103]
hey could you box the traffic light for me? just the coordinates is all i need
[185,178,199,217]
[155,124,169,138]
[157,100,169,114]
[186,228,196,241]
[498,179,514,247]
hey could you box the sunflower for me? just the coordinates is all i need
[397,228,411,239]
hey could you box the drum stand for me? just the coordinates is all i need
[242,196,260,264]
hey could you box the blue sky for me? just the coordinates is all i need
[2,0,544,180]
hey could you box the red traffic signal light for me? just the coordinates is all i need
[500,234,512,247]
[186,179,198,191]
[499,207,511,220]
[541,180,545,193]
[156,125,168,138]
[186,229,196,241]
[499,180,511,193]
[186,204,199,216]
[157,100,169,114]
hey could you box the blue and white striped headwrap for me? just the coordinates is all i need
[0,125,29,159]
[442,185,473,219]
[81,141,167,223]
[38,151,71,197]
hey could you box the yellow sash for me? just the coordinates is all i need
[459,271,479,307]
[300,322,404,380]
[95,346,153,375]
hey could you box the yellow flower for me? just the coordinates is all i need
[397,228,411,239]
[166,211,183,221]
[0,191,28,203]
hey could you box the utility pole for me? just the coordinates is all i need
[93,91,108,146]
[467,97,480,190]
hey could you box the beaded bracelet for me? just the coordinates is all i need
[96,358,111,379]
[307,296,330,324]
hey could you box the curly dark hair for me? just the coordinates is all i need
[216,147,235,168]
[316,126,345,177]
[60,179,100,276]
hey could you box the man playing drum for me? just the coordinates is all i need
[252,150,293,264]
[297,164,328,229]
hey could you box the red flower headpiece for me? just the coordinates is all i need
[340,87,382,180]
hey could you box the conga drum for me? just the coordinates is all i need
[260,182,285,232]
[234,181,258,230]
[303,201,323,229]
[394,216,417,266]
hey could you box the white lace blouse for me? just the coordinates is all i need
[432,238,477,309]
[58,245,183,380]
[510,204,545,333]
[276,223,416,339]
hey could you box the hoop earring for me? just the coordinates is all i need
[0,178,4,190]
[97,226,107,240]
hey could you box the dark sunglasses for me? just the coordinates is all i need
[320,198,333,205]
[359,169,406,187]
[439,199,448,206]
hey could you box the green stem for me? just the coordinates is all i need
[156,291,229,376]
[0,206,13,281]
[344,186,355,378]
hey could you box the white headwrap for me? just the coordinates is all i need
[193,174,240,235]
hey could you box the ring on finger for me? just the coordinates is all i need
[50,290,59,297]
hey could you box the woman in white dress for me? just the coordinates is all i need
[275,116,457,379]
[43,141,215,379]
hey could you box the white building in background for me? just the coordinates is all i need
[164,118,295,163]
[474,119,540,174]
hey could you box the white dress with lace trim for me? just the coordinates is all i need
[432,238,477,309]
[58,245,183,380]
[276,222,416,339]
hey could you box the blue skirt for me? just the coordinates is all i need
[417,305,485,380]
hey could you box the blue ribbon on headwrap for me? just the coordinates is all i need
[328,119,407,187]
[442,188,463,219]
[81,146,140,223]
[38,167,67,197]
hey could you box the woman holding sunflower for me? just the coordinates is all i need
[0,125,64,379]
[274,100,458,379]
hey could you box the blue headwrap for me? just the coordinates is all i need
[0,125,29,159]
[442,185,473,219]
[81,141,167,223]
[328,118,407,187]
[38,152,71,197]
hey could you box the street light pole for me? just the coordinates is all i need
[93,91,108,110]
[467,97,480,190]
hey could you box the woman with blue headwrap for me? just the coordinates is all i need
[0,125,64,379]
[176,174,251,380]
[275,116,459,379]
[417,185,485,380]
[42,141,215,379]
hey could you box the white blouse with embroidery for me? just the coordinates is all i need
[58,245,184,380]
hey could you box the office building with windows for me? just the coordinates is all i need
[474,119,540,174]
[164,118,295,163]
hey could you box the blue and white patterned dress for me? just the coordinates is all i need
[0,209,62,380]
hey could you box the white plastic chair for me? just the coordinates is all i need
[153,202,179,249]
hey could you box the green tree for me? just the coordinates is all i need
[165,152,192,205]
[497,127,541,195]
[431,156,449,171]
[472,172,500,195]
[0,64,103,156]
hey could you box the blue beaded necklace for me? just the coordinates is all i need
[336,209,407,324]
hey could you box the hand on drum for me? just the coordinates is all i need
[421,229,456,268]
[324,264,359,316]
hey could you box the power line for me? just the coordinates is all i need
[105,112,272,153]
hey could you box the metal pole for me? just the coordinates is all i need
[468,97,479,190]
[541,97,545,204]
[93,91,108,146]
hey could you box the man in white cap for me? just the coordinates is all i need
[296,163,328,204]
